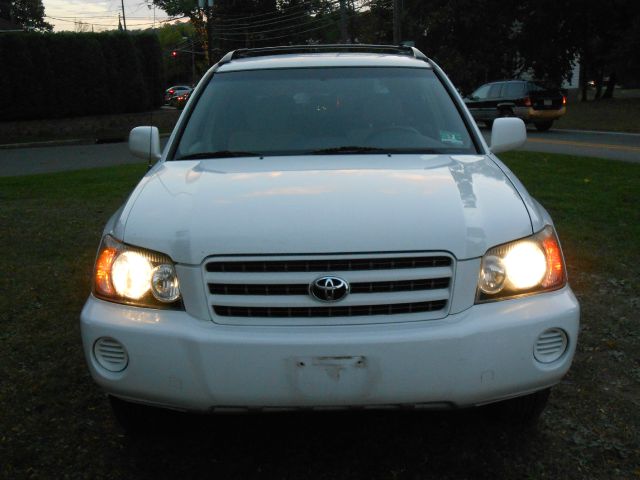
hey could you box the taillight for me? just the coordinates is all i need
[169,89,174,94]
[524,96,532,107]
[562,95,567,105]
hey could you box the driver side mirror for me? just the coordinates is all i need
[490,117,526,154]
[129,126,161,162]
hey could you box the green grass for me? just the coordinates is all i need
[557,96,640,133]
[0,154,639,479]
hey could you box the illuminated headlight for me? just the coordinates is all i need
[476,226,566,303]
[93,235,183,309]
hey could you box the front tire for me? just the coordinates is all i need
[109,396,166,434]
[492,388,551,426]
[534,121,553,132]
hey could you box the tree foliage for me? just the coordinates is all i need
[150,0,640,97]
[0,31,164,121]
[2,0,52,31]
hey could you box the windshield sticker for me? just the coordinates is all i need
[440,130,464,146]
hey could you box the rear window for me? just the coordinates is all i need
[174,67,477,158]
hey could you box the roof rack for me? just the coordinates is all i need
[218,44,427,65]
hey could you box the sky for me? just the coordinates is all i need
[42,0,172,32]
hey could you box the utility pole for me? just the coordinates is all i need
[190,39,196,85]
[393,0,401,44]
[120,0,127,31]
[339,0,348,44]
[207,4,214,66]
[199,0,214,66]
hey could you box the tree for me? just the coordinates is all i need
[396,0,521,94]
[513,0,579,86]
[575,0,639,99]
[8,0,52,31]
[149,0,336,64]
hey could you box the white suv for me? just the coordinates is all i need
[81,45,579,429]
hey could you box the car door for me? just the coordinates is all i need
[485,82,504,120]
[466,84,492,120]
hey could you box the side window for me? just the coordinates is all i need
[528,82,545,92]
[503,82,525,98]
[488,83,503,99]
[472,84,491,100]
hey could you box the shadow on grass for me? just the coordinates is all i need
[116,407,542,479]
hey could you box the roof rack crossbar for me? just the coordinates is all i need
[225,44,426,62]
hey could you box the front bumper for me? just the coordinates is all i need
[81,287,579,412]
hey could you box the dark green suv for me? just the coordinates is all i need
[464,80,566,131]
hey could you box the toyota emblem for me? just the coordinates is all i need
[309,276,350,302]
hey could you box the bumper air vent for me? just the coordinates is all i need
[534,328,568,363]
[93,337,128,372]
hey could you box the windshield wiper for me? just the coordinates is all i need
[310,146,442,155]
[310,146,389,155]
[176,150,263,160]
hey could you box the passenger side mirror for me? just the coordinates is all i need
[129,126,161,162]
[490,117,526,154]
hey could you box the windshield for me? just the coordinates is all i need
[174,67,476,159]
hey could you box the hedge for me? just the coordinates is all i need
[0,31,165,121]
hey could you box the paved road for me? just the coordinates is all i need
[481,126,640,163]
[1,128,638,177]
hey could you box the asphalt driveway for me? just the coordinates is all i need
[1,129,638,177]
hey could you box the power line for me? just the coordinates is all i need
[212,0,340,21]
[212,14,339,37]
[214,0,342,27]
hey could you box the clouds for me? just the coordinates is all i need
[43,0,169,31]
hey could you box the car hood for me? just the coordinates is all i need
[118,155,533,264]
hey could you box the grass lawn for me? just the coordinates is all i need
[1,152,638,479]
[558,96,640,133]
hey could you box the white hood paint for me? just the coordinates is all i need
[119,155,533,264]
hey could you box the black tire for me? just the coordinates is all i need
[491,388,551,426]
[534,121,553,132]
[109,395,166,434]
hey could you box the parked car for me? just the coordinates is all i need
[164,85,191,105]
[81,45,579,432]
[173,90,191,110]
[464,80,566,131]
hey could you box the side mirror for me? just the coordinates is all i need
[129,126,161,162]
[490,117,526,154]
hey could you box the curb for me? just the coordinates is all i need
[0,138,91,150]
[0,133,172,150]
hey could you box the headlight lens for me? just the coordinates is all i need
[476,226,566,303]
[93,235,183,309]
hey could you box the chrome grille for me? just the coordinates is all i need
[203,253,454,326]
[214,300,447,318]
[209,278,450,295]
[206,256,451,272]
